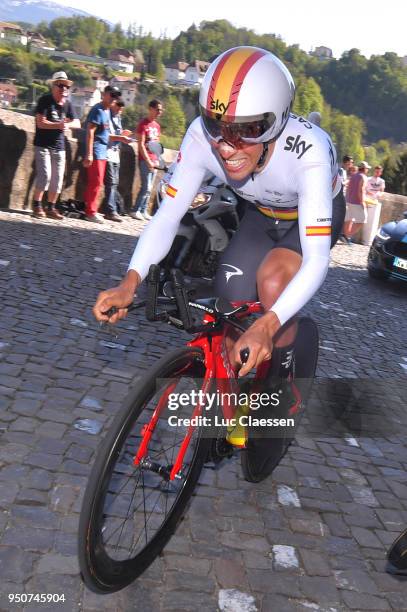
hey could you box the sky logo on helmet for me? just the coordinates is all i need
[210,99,231,115]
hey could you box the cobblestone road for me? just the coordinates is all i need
[0,211,406,612]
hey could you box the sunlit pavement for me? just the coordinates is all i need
[0,210,406,611]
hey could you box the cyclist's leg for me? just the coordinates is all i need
[258,188,345,365]
[257,246,301,353]
[242,196,344,479]
[216,193,343,372]
[239,241,303,478]
[214,204,275,302]
[214,204,280,367]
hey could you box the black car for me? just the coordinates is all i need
[368,211,407,281]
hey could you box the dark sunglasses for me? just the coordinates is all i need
[201,113,275,144]
[55,83,70,90]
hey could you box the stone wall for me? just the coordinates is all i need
[379,192,407,224]
[0,108,176,213]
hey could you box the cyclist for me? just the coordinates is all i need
[93,47,345,472]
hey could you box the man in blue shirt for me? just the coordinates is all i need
[104,99,133,222]
[83,85,121,223]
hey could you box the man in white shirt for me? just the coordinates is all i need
[366,165,385,202]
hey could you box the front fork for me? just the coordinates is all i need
[133,369,213,481]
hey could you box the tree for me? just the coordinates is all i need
[112,23,126,48]
[64,63,93,87]
[0,50,32,86]
[72,34,92,56]
[121,104,145,130]
[17,82,47,106]
[160,95,186,142]
[363,145,380,169]
[149,46,163,78]
[155,62,166,81]
[31,55,57,80]
[41,16,110,56]
[323,107,365,161]
[373,139,391,162]
[383,152,407,195]
[292,76,324,117]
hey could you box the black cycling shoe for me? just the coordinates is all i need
[386,528,407,576]
[241,378,303,483]
[241,434,287,483]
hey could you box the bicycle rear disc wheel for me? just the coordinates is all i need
[78,346,209,593]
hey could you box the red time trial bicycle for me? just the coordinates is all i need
[78,265,318,593]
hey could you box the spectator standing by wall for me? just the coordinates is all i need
[366,165,385,202]
[342,161,370,244]
[130,99,163,221]
[83,85,121,224]
[362,165,386,245]
[338,155,353,195]
[32,71,80,219]
[104,99,133,222]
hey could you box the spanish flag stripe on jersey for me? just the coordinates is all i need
[166,185,178,198]
[306,225,331,236]
[258,207,299,220]
[207,48,266,119]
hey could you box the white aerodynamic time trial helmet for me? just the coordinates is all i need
[199,46,295,145]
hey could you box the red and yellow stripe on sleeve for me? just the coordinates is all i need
[306,225,331,237]
[166,184,178,198]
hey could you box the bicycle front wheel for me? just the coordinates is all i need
[78,346,209,593]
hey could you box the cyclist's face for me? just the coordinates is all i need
[212,138,264,180]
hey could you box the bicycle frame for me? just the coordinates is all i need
[133,301,263,481]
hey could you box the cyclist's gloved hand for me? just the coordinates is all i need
[233,312,279,377]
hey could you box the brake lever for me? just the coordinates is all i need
[101,303,138,320]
